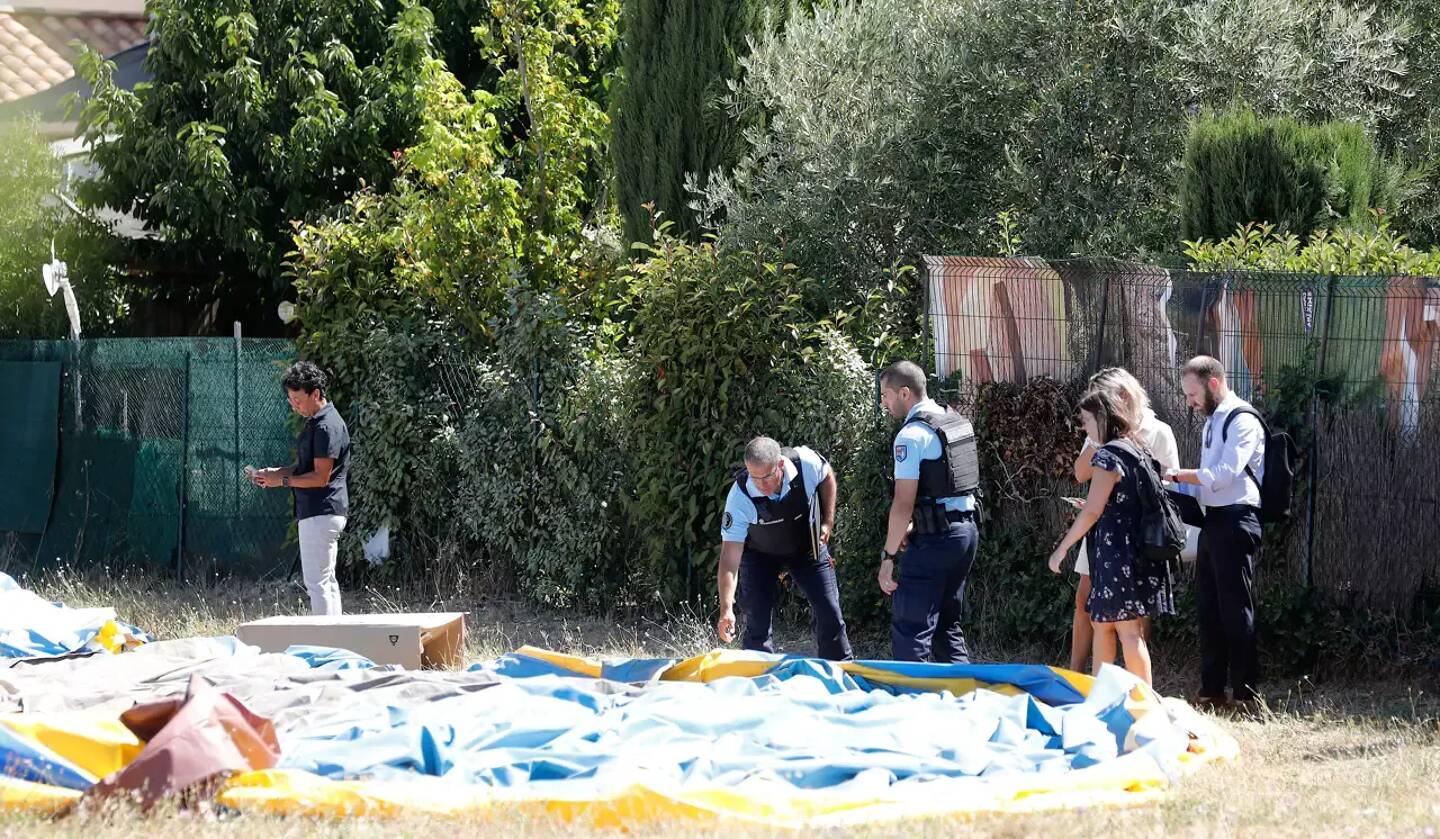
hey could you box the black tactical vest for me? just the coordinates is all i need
[905,408,980,499]
[902,408,980,534]
[734,451,813,558]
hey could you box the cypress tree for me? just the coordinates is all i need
[1180,103,1403,242]
[612,0,772,248]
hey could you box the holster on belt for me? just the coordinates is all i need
[911,501,946,535]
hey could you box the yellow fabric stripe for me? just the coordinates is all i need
[839,663,1026,697]
[1048,665,1097,697]
[0,776,81,815]
[660,650,784,682]
[216,749,1188,828]
[513,646,603,678]
[0,712,143,780]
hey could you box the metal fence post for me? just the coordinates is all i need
[921,260,934,379]
[234,322,242,522]
[1306,274,1340,590]
[176,350,191,582]
[72,340,83,434]
[1195,279,1211,357]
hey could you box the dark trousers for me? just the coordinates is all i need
[1196,505,1262,701]
[738,544,853,661]
[891,519,979,663]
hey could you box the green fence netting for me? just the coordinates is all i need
[0,338,297,578]
[0,361,61,534]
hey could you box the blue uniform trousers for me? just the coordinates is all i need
[891,518,979,663]
[738,544,853,661]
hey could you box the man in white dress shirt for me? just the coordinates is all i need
[1167,356,1266,709]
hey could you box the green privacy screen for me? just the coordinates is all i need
[0,362,61,533]
[0,339,297,578]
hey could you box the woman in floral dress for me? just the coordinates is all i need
[1047,386,1175,686]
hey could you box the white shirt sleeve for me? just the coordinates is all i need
[1198,412,1263,492]
[1147,420,1180,472]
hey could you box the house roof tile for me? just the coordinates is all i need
[0,10,147,103]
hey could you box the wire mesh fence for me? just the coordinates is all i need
[922,256,1440,610]
[0,337,297,579]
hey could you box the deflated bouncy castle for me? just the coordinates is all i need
[0,575,1236,828]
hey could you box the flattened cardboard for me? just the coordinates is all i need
[234,612,466,670]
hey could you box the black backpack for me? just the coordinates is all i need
[1221,408,1295,525]
[1104,439,1186,572]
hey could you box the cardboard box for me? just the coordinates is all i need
[234,612,467,670]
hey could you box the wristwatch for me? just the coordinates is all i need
[880,547,899,566]
[281,475,290,488]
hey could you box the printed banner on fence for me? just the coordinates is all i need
[922,257,1440,439]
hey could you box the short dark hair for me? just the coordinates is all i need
[879,360,927,398]
[283,361,328,395]
[1183,355,1226,383]
[1078,386,1136,444]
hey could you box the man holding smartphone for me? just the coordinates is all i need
[250,361,351,616]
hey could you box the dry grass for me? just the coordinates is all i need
[2,570,1438,838]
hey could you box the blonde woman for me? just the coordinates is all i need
[1065,368,1178,674]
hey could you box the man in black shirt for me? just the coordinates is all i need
[252,361,351,615]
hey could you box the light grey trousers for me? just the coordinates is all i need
[298,514,346,615]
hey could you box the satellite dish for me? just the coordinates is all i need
[41,240,67,297]
[39,240,81,339]
[42,262,60,296]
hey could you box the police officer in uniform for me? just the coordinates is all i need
[876,360,981,663]
[716,436,853,661]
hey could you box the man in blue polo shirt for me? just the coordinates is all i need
[252,361,351,616]
[877,360,981,663]
[715,436,853,661]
